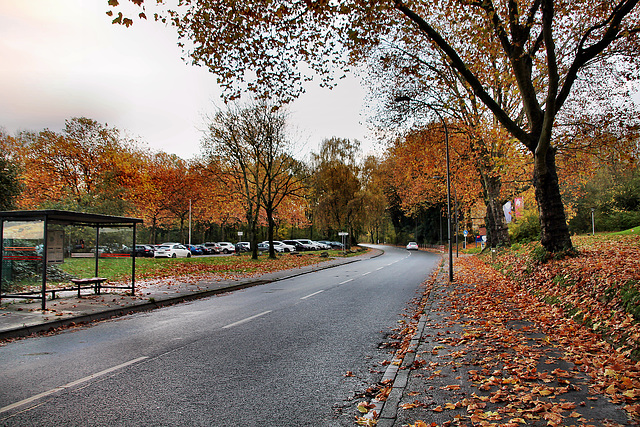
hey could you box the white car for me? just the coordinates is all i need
[154,243,192,258]
[297,239,321,250]
[261,240,296,253]
[313,240,331,250]
[406,242,419,251]
[217,242,236,254]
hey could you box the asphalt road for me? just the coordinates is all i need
[0,245,439,426]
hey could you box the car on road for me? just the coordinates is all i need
[406,242,419,251]
[217,242,236,254]
[154,243,192,258]
[133,245,155,257]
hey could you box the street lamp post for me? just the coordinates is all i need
[395,96,453,282]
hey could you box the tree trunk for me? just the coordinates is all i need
[482,174,510,248]
[266,208,277,259]
[534,148,573,252]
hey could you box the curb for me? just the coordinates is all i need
[0,249,383,341]
[364,259,446,426]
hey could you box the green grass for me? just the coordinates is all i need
[57,249,351,281]
[608,226,640,236]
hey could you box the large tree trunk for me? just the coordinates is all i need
[534,148,573,252]
[482,174,510,248]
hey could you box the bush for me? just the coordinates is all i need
[508,210,540,244]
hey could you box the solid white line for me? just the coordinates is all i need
[301,290,324,300]
[339,279,353,285]
[0,356,149,414]
[222,310,272,329]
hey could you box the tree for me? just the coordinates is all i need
[202,101,304,259]
[0,131,22,210]
[113,0,640,252]
[311,138,362,244]
[11,117,133,213]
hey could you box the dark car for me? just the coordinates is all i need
[283,240,308,251]
[235,242,250,252]
[133,245,155,257]
[196,244,213,255]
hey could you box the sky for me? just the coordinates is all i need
[0,1,375,160]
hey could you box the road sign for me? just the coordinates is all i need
[238,231,243,237]
[463,230,468,237]
[338,232,348,236]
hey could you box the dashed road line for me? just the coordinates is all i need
[301,290,324,300]
[0,356,149,414]
[222,310,272,329]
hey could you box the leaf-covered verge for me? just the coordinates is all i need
[357,235,640,426]
[490,235,640,361]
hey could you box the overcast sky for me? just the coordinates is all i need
[0,1,375,160]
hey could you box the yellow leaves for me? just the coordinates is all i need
[357,401,375,414]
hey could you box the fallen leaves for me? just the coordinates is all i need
[384,234,640,426]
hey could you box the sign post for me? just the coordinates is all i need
[463,230,468,250]
[338,232,348,254]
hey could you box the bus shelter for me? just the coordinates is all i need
[0,210,143,310]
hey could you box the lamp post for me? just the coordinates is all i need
[591,208,596,236]
[395,96,453,282]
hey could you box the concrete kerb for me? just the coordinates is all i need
[0,249,383,341]
[365,261,447,427]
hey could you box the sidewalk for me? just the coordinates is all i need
[0,249,382,341]
[367,256,636,427]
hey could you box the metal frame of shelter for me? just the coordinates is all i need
[0,210,143,310]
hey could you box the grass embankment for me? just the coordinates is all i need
[486,232,640,361]
[59,248,365,283]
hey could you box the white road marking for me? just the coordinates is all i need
[362,272,371,276]
[376,267,384,271]
[339,279,353,285]
[0,356,149,414]
[300,290,324,300]
[222,310,272,329]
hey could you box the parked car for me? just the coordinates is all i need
[257,242,270,252]
[314,241,331,250]
[133,244,155,257]
[260,240,296,253]
[217,242,236,254]
[319,240,344,249]
[196,244,214,255]
[204,242,221,254]
[406,242,419,251]
[186,244,203,255]
[296,239,321,250]
[154,243,192,258]
[235,242,251,252]
[283,240,308,251]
